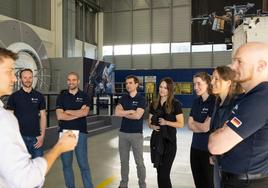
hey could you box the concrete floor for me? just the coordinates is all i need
[43,121,195,188]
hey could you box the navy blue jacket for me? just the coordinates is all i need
[221,82,268,174]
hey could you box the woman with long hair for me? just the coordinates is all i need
[188,72,215,188]
[210,65,243,188]
[148,77,184,188]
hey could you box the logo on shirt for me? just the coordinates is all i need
[230,117,242,128]
[132,101,138,106]
[201,107,209,114]
[232,104,239,114]
[31,98,39,103]
[76,97,84,103]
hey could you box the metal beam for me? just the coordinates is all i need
[150,0,152,69]
[76,0,103,12]
[131,0,134,68]
[169,0,173,68]
[144,0,150,7]
[125,0,132,10]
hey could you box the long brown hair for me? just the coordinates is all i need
[214,65,243,101]
[152,77,174,114]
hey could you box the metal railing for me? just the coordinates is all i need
[44,92,154,127]
[44,93,123,127]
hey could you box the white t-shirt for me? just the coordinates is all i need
[0,100,47,188]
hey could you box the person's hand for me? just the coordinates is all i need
[34,135,44,148]
[158,118,168,126]
[81,105,87,109]
[202,117,211,132]
[152,125,160,131]
[57,131,78,153]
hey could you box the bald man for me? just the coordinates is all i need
[208,42,268,188]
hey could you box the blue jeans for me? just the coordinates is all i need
[61,132,93,188]
[22,136,43,159]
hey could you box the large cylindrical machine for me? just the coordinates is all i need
[0,20,50,92]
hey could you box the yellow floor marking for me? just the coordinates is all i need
[96,175,117,188]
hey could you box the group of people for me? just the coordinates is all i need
[188,66,243,188]
[0,47,94,188]
[115,42,268,188]
[115,75,184,188]
[188,42,268,188]
[0,41,268,188]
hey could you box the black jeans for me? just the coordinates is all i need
[221,174,268,188]
[156,145,176,188]
[190,147,214,188]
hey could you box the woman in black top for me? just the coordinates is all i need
[188,72,215,188]
[148,77,184,188]
[210,65,243,188]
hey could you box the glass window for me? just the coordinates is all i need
[132,44,150,55]
[171,42,191,53]
[213,44,227,51]
[103,46,113,56]
[151,43,170,54]
[114,45,131,55]
[75,1,83,40]
[85,7,96,44]
[192,45,212,52]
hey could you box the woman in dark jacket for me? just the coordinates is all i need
[148,77,184,188]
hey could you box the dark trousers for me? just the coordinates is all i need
[190,147,214,188]
[156,145,176,188]
[221,174,268,188]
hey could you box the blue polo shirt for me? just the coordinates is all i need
[221,82,268,174]
[119,93,146,133]
[210,96,237,131]
[56,90,89,133]
[190,95,215,151]
[7,88,46,136]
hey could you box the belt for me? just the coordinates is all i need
[222,171,268,181]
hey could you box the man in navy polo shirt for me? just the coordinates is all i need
[7,68,46,159]
[208,42,268,188]
[56,72,93,188]
[115,75,147,188]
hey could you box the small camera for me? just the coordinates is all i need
[151,109,164,126]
